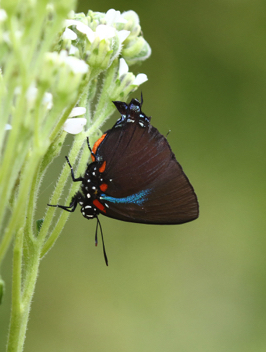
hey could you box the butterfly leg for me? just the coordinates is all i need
[48,195,78,212]
[65,156,83,182]
[48,157,83,211]
[86,137,97,161]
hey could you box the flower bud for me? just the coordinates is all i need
[119,11,141,39]
[116,10,151,66]
[86,36,113,70]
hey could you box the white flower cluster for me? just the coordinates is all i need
[63,9,130,54]
[1,9,151,136]
[60,9,150,135]
[61,8,151,69]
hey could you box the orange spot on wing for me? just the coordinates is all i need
[91,133,107,161]
[93,199,106,213]
[100,183,108,192]
[99,161,106,173]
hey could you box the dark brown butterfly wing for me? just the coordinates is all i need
[95,113,199,224]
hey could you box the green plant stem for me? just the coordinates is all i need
[7,231,40,352]
[6,132,89,352]
[6,133,71,352]
[93,59,118,122]
[86,103,116,137]
[24,163,41,241]
[0,79,16,154]
[40,134,91,257]
[0,149,42,269]
[6,227,24,352]
[0,95,28,227]
[40,132,88,257]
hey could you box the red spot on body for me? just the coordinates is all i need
[99,161,106,173]
[100,183,108,192]
[93,199,106,213]
[91,133,107,161]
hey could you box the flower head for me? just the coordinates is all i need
[42,51,89,96]
[62,8,150,71]
[64,16,129,70]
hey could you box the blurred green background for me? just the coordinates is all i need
[1,0,266,351]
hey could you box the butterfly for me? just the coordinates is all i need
[48,95,199,265]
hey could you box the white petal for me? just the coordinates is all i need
[62,28,77,40]
[63,118,87,134]
[118,30,130,43]
[69,45,79,55]
[119,58,129,77]
[26,84,38,102]
[85,27,96,43]
[105,9,127,25]
[69,107,86,117]
[57,51,88,74]
[3,32,10,43]
[15,30,22,39]
[65,19,82,27]
[133,74,148,86]
[65,19,95,41]
[43,92,53,110]
[14,86,21,95]
[0,9,7,21]
[95,25,116,40]
[105,9,117,25]
[76,22,93,36]
[5,124,12,130]
[59,50,68,59]
[64,56,89,74]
